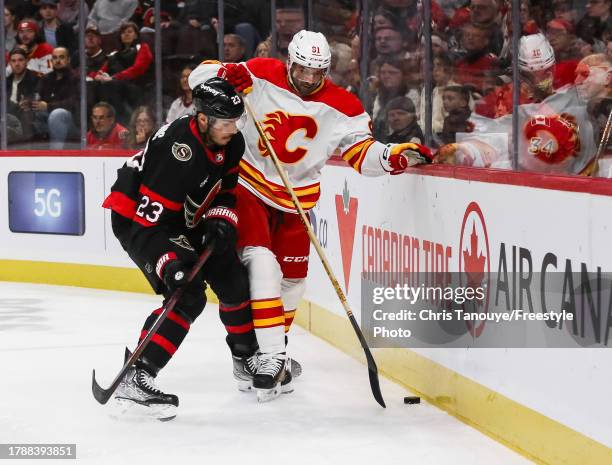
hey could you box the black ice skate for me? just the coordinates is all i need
[112,366,178,421]
[232,352,259,392]
[253,352,293,402]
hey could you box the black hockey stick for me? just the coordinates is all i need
[244,97,386,408]
[91,241,216,405]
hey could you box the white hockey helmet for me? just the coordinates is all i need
[518,33,556,72]
[288,29,331,71]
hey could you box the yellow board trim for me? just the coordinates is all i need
[2,259,611,465]
[293,299,612,465]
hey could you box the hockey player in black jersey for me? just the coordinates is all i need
[102,77,258,420]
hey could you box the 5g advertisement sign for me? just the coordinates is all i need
[8,172,85,236]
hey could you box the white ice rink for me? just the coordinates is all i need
[0,282,533,465]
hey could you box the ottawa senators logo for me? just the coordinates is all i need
[257,111,318,164]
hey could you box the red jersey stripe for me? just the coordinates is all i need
[102,191,137,219]
[139,185,183,211]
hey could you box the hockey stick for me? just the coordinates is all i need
[580,106,612,176]
[91,241,216,405]
[243,98,386,408]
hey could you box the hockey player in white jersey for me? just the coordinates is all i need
[189,30,433,402]
[441,33,597,175]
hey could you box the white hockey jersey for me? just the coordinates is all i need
[189,58,391,212]
[459,86,596,174]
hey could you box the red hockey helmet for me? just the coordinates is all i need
[523,113,580,164]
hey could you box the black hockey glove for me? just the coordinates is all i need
[162,259,192,293]
[202,206,238,255]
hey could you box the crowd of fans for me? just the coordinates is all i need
[3,0,612,175]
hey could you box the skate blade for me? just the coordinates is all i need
[110,397,177,422]
[289,359,302,379]
[281,382,294,394]
[236,379,254,392]
[255,384,282,403]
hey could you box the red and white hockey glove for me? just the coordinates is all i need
[380,142,433,174]
[218,63,253,95]
[202,206,238,255]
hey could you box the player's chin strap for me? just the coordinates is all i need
[242,94,386,408]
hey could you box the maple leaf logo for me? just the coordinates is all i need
[459,202,491,338]
[463,221,486,288]
[257,111,318,164]
[335,181,358,293]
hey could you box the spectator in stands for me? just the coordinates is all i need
[125,105,155,149]
[452,0,503,55]
[552,0,579,25]
[38,0,77,51]
[369,57,418,139]
[454,22,500,97]
[6,48,40,142]
[224,33,247,63]
[30,46,78,149]
[87,102,129,149]
[76,23,107,76]
[91,21,153,121]
[329,42,356,91]
[57,0,89,29]
[577,0,612,50]
[373,7,398,32]
[275,5,305,58]
[254,37,272,57]
[518,0,539,35]
[4,6,18,53]
[14,19,54,75]
[166,64,195,123]
[546,18,583,88]
[372,26,406,62]
[384,96,424,144]
[420,54,465,145]
[88,0,139,34]
[440,85,473,144]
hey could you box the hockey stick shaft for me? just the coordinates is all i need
[92,241,216,405]
[244,98,385,408]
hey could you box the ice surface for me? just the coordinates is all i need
[0,282,532,464]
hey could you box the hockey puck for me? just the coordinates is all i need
[404,396,421,404]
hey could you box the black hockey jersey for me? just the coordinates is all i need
[103,115,245,281]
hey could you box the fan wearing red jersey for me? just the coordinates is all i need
[189,30,433,402]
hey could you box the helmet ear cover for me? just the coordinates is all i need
[193,77,245,119]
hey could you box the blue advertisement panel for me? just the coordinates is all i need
[8,172,85,235]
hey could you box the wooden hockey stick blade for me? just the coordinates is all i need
[349,315,386,408]
[91,243,215,405]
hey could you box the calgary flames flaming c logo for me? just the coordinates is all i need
[257,111,318,164]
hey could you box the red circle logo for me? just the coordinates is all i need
[458,202,491,337]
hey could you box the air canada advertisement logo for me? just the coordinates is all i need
[458,202,491,337]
